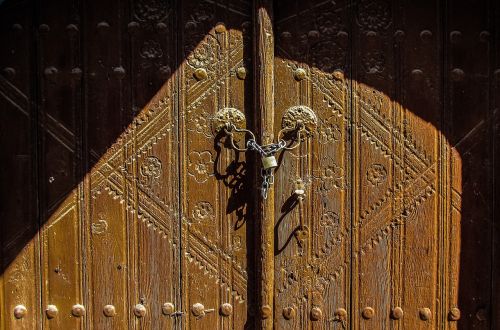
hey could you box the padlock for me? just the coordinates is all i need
[262,155,278,170]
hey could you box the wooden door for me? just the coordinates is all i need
[1,0,254,329]
[270,0,499,329]
[1,0,499,329]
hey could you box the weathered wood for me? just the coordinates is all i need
[253,1,275,328]
[0,0,499,329]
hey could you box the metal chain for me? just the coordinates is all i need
[224,122,304,199]
[247,139,285,199]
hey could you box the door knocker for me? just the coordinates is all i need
[212,106,317,199]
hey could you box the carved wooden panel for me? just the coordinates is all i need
[273,0,351,328]
[1,0,499,329]
[178,1,253,329]
[272,0,498,329]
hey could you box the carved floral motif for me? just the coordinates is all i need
[310,40,347,72]
[191,201,214,222]
[320,211,340,228]
[316,11,343,36]
[140,156,162,187]
[188,151,213,183]
[134,0,169,22]
[366,163,387,186]
[187,42,215,69]
[315,158,345,192]
[190,112,211,136]
[140,40,163,59]
[357,0,392,32]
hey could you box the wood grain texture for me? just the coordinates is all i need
[253,1,275,328]
[179,1,252,329]
[273,0,351,328]
[0,0,499,329]
[0,1,41,329]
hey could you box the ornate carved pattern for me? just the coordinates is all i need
[140,40,163,59]
[362,50,386,74]
[281,105,318,136]
[357,0,392,32]
[366,163,387,186]
[319,116,342,143]
[316,11,344,36]
[313,157,345,193]
[187,42,216,70]
[134,0,169,22]
[139,156,162,187]
[212,107,246,134]
[310,40,347,72]
[191,201,214,223]
[187,151,213,183]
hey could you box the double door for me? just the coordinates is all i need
[3,0,497,329]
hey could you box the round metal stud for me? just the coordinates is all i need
[236,67,247,80]
[215,23,226,33]
[394,30,405,42]
[310,307,323,321]
[282,306,296,320]
[420,30,433,41]
[46,305,58,319]
[451,68,465,82]
[337,30,349,39]
[362,307,375,319]
[12,23,23,32]
[162,302,175,316]
[294,68,307,81]
[103,305,116,317]
[44,66,58,77]
[448,307,461,321]
[191,303,205,317]
[419,307,432,321]
[127,21,140,34]
[220,303,233,317]
[261,305,272,319]
[3,67,16,78]
[39,24,50,33]
[391,307,404,320]
[281,31,292,39]
[193,68,208,81]
[113,66,126,79]
[72,304,86,317]
[335,308,347,320]
[133,304,146,318]
[159,65,171,78]
[13,305,27,319]
[479,31,490,42]
[156,22,168,33]
[71,67,82,80]
[333,69,344,81]
[450,30,462,44]
[308,30,319,39]
[476,308,487,321]
[66,24,79,35]
[97,21,110,31]
[411,69,424,80]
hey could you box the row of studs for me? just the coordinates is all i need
[280,306,461,321]
[12,303,237,319]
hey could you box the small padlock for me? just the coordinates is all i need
[262,155,278,170]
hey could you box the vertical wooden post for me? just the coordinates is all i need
[253,1,274,328]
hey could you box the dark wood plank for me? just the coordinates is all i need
[0,1,40,328]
